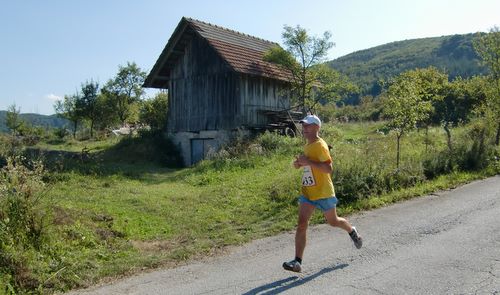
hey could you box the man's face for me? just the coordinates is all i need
[301,123,319,137]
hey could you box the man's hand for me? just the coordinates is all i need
[294,155,310,168]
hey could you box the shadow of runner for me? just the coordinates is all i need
[242,263,349,295]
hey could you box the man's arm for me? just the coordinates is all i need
[294,155,333,174]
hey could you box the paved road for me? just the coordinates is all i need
[69,176,500,294]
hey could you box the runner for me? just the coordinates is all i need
[283,114,363,273]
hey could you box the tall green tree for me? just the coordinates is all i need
[103,62,147,125]
[80,80,100,138]
[474,26,500,145]
[311,64,359,109]
[383,78,432,168]
[139,92,168,131]
[94,92,119,132]
[433,80,471,151]
[384,68,448,151]
[5,104,24,136]
[54,94,84,138]
[264,25,334,113]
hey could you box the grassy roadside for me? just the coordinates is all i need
[48,158,494,291]
[337,169,495,216]
[1,122,498,294]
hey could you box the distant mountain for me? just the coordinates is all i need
[0,111,70,133]
[328,33,489,101]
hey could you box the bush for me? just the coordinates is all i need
[458,120,494,170]
[0,135,24,168]
[423,120,497,178]
[0,156,49,293]
[107,130,184,168]
[333,157,425,203]
[197,131,301,174]
[423,150,454,179]
[256,131,301,153]
[53,127,69,140]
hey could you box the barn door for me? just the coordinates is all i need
[191,138,216,165]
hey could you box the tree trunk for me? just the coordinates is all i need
[425,126,429,153]
[444,123,452,151]
[396,134,401,169]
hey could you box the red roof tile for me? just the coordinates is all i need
[144,17,292,88]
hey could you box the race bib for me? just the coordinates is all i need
[302,166,316,187]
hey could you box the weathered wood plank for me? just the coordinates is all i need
[167,34,291,133]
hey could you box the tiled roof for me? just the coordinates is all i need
[144,17,291,88]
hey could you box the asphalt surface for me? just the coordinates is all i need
[68,176,500,294]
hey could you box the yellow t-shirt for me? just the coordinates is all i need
[301,138,335,200]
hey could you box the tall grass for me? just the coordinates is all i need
[0,157,48,293]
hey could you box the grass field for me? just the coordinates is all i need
[1,121,498,294]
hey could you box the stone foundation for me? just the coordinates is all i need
[168,129,251,166]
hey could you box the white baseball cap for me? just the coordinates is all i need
[299,114,321,127]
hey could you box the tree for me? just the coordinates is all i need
[264,25,334,113]
[94,92,119,132]
[139,92,168,131]
[406,67,451,150]
[311,64,359,109]
[103,62,147,125]
[473,27,500,145]
[434,76,487,150]
[54,94,83,138]
[80,80,100,138]
[5,104,24,136]
[386,67,478,152]
[383,78,432,168]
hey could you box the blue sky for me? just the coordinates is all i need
[1,0,499,115]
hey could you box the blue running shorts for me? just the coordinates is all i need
[298,195,338,212]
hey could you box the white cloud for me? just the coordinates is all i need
[45,93,62,101]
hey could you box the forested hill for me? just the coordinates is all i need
[328,33,489,98]
[0,111,69,133]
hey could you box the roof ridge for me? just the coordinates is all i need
[183,16,278,45]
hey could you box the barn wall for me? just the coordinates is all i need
[167,35,237,132]
[164,34,292,166]
[237,75,291,127]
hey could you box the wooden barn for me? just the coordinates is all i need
[143,17,297,165]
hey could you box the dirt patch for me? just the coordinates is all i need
[91,213,114,222]
[95,228,125,240]
[131,240,178,253]
[52,206,75,225]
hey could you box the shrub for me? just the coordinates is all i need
[198,131,301,174]
[53,127,69,140]
[105,130,184,168]
[256,131,301,153]
[423,119,497,178]
[149,132,184,168]
[458,120,494,170]
[0,156,48,293]
[0,135,24,167]
[422,150,454,179]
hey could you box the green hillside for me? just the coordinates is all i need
[328,33,489,99]
[0,111,69,133]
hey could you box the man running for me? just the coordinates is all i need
[283,114,363,273]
